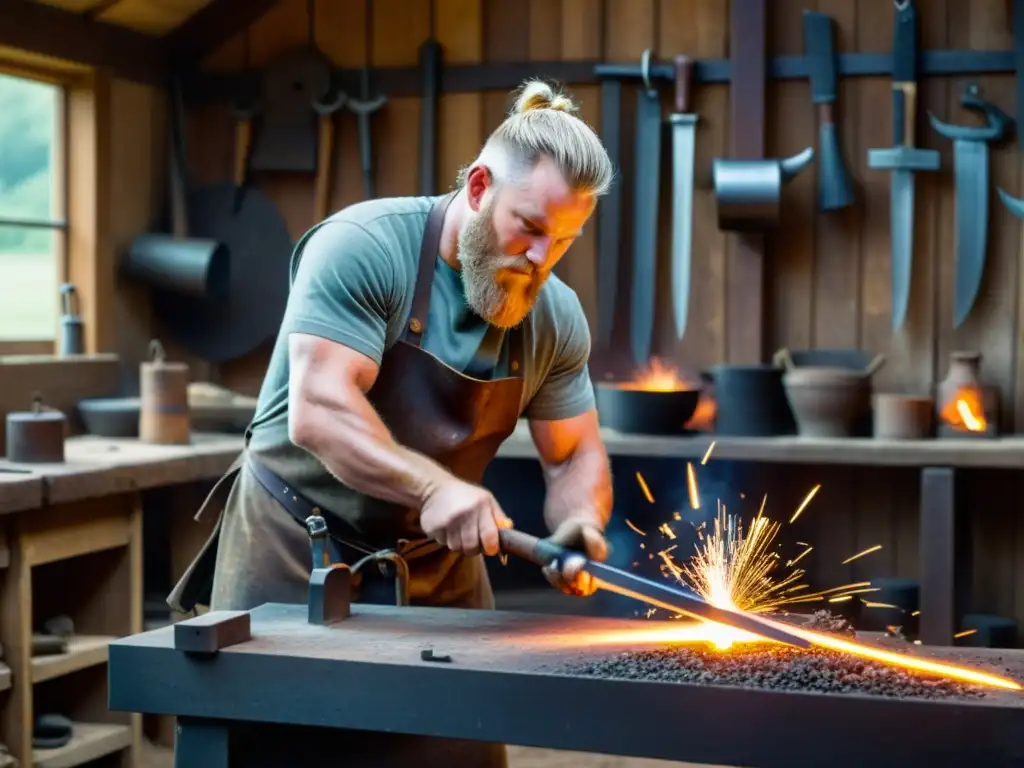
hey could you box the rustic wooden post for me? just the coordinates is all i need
[725,0,767,364]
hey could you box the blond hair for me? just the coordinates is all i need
[458,80,614,196]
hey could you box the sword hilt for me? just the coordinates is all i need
[673,54,694,114]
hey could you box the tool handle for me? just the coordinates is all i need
[673,55,693,113]
[314,116,334,222]
[892,82,917,147]
[498,529,565,566]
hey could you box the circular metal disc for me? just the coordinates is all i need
[150,181,293,362]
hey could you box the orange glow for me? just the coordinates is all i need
[574,615,1022,691]
[618,358,696,392]
[940,387,987,432]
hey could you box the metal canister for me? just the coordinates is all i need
[6,393,67,463]
[139,339,191,445]
[57,283,85,356]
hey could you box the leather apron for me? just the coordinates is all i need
[167,194,522,766]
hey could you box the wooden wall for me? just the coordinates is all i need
[128,0,1024,638]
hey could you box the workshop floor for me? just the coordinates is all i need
[141,739,725,767]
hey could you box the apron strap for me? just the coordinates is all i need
[403,194,454,348]
[400,193,526,377]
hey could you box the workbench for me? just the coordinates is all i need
[108,602,1024,768]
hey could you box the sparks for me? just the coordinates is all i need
[686,462,700,510]
[625,519,646,536]
[788,484,821,524]
[636,472,655,503]
[700,441,716,465]
[842,544,883,565]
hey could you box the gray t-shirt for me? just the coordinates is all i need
[247,195,595,519]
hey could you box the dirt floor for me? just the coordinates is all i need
[141,739,726,767]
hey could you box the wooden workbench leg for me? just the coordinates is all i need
[175,718,230,768]
[919,467,971,645]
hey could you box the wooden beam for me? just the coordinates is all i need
[165,0,282,69]
[0,0,166,84]
[725,0,768,364]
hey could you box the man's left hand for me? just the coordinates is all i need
[541,519,610,597]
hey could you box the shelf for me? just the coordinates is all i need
[0,662,10,691]
[32,721,132,768]
[31,635,114,684]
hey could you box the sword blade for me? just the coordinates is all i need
[953,141,988,328]
[631,88,662,367]
[890,169,915,332]
[586,562,811,649]
[670,113,697,341]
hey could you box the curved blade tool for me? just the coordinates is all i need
[498,528,812,649]
[928,84,1011,328]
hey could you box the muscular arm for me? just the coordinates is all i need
[529,410,613,532]
[287,333,453,508]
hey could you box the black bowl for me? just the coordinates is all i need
[595,383,701,435]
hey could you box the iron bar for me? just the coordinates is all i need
[0,217,67,231]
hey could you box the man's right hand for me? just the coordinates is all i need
[420,478,513,557]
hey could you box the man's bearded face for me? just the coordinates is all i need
[457,195,546,329]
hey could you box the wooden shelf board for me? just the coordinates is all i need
[32,721,131,768]
[31,635,114,684]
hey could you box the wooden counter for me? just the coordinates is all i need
[1,425,1022,510]
[0,433,244,505]
[498,421,1024,468]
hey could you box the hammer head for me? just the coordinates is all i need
[867,145,940,172]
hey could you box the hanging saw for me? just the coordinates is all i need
[498,528,812,649]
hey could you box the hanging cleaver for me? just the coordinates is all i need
[630,49,662,367]
[669,54,697,342]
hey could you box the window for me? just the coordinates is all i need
[0,72,64,343]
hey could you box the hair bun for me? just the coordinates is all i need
[512,80,579,116]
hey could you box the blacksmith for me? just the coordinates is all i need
[169,80,615,766]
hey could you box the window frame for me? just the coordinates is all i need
[0,58,109,357]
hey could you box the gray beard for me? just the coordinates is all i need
[456,202,544,329]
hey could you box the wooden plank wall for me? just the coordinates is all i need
[156,0,1024,639]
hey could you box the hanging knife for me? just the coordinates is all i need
[867,0,940,332]
[802,11,854,211]
[498,528,812,649]
[630,49,662,367]
[928,85,1010,328]
[669,54,697,342]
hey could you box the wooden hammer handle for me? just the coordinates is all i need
[498,529,565,566]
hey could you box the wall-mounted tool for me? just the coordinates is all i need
[5,393,66,463]
[595,70,623,351]
[630,49,662,367]
[867,0,940,333]
[57,283,84,357]
[312,91,347,222]
[928,84,1011,329]
[347,0,388,200]
[248,0,334,173]
[712,148,814,231]
[418,0,442,196]
[670,54,697,343]
[230,100,260,214]
[802,11,855,211]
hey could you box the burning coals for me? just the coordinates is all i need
[562,645,988,700]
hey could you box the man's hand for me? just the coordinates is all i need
[542,518,610,596]
[420,478,513,557]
